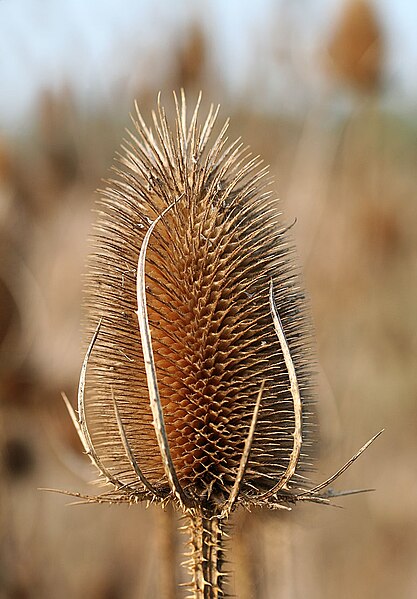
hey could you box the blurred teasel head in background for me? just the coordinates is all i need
[326,0,383,94]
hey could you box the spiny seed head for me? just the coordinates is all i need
[81,92,316,514]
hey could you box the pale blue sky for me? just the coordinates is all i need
[0,0,416,131]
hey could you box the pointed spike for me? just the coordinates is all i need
[135,194,190,509]
[61,391,88,452]
[298,430,384,498]
[258,280,303,500]
[187,90,202,147]
[39,487,150,505]
[111,387,162,497]
[221,380,265,518]
[76,321,143,494]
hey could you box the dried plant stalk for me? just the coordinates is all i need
[186,514,225,598]
[58,92,381,598]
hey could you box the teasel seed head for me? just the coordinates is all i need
[73,91,316,515]
[327,0,383,94]
[55,91,383,598]
[60,92,381,520]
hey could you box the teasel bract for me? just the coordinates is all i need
[62,92,381,598]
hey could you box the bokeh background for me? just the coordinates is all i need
[1,1,416,597]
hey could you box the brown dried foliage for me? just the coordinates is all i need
[327,0,383,93]
[176,24,207,89]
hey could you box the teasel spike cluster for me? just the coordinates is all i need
[55,91,382,597]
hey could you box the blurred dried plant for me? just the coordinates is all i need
[326,0,383,94]
[56,92,381,598]
[175,24,207,90]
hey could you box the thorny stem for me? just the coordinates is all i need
[187,512,226,599]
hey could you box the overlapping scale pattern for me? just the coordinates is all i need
[83,94,315,509]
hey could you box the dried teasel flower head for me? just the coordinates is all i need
[60,92,381,597]
[79,91,317,510]
[326,0,383,94]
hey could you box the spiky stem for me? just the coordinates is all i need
[187,512,226,598]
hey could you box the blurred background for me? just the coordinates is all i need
[0,0,416,597]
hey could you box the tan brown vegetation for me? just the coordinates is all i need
[1,31,416,598]
[326,0,383,93]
